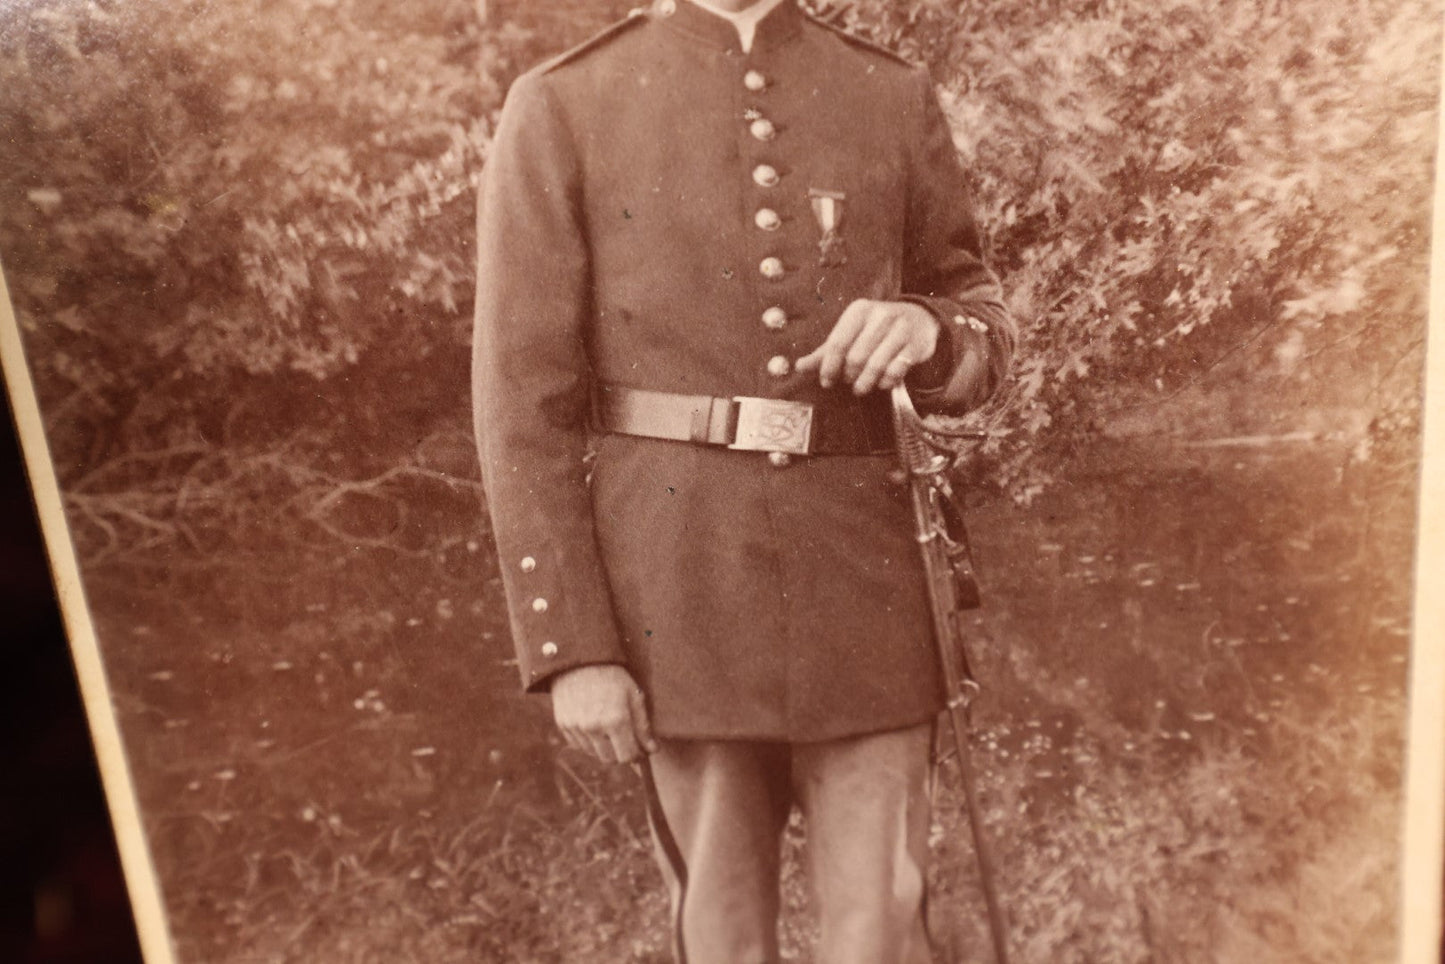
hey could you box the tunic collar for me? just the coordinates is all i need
[685,0,789,53]
[653,0,803,54]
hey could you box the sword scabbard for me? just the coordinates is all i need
[890,385,1011,964]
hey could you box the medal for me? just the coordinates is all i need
[809,188,847,267]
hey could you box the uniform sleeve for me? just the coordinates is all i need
[900,67,1016,415]
[473,72,625,692]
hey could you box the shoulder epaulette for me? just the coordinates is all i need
[803,13,914,68]
[539,10,649,74]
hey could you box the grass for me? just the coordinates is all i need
[79,409,1413,963]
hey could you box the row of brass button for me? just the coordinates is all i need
[518,554,560,657]
[743,66,795,466]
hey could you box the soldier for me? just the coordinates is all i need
[472,0,1015,960]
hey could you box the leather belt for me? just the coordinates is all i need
[594,384,893,456]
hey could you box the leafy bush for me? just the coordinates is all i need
[0,0,1436,533]
[2,0,492,468]
[826,0,1437,495]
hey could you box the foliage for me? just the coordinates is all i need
[1,0,491,474]
[0,0,622,550]
[1,0,1436,527]
[823,0,1437,495]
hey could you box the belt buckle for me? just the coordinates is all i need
[729,396,814,455]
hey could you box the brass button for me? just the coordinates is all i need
[768,451,792,468]
[754,208,781,231]
[743,70,768,92]
[540,641,559,658]
[759,256,785,280]
[531,597,549,613]
[656,0,676,14]
[519,556,537,573]
[766,355,791,377]
[749,118,776,141]
[752,164,779,188]
[761,306,787,330]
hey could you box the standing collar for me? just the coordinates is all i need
[651,0,803,54]
[686,0,789,52]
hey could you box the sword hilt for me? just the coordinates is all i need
[890,385,934,473]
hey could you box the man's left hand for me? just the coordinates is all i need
[795,299,938,395]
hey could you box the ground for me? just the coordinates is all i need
[82,372,1414,963]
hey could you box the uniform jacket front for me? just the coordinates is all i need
[473,0,1015,742]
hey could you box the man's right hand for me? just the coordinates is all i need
[550,664,659,764]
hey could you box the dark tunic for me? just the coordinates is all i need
[472,0,1015,742]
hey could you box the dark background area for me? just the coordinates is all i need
[1,392,141,964]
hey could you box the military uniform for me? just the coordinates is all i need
[472,0,1014,958]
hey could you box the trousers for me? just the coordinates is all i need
[643,722,936,964]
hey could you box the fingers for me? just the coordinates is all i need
[795,299,870,388]
[588,731,620,764]
[561,727,614,764]
[552,669,655,765]
[563,710,635,763]
[559,714,628,763]
[628,684,660,755]
[841,309,896,386]
[601,682,659,763]
[604,724,639,765]
[797,300,938,394]
[559,724,585,755]
[876,353,915,392]
[852,323,913,396]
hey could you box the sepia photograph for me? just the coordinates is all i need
[0,0,1440,961]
